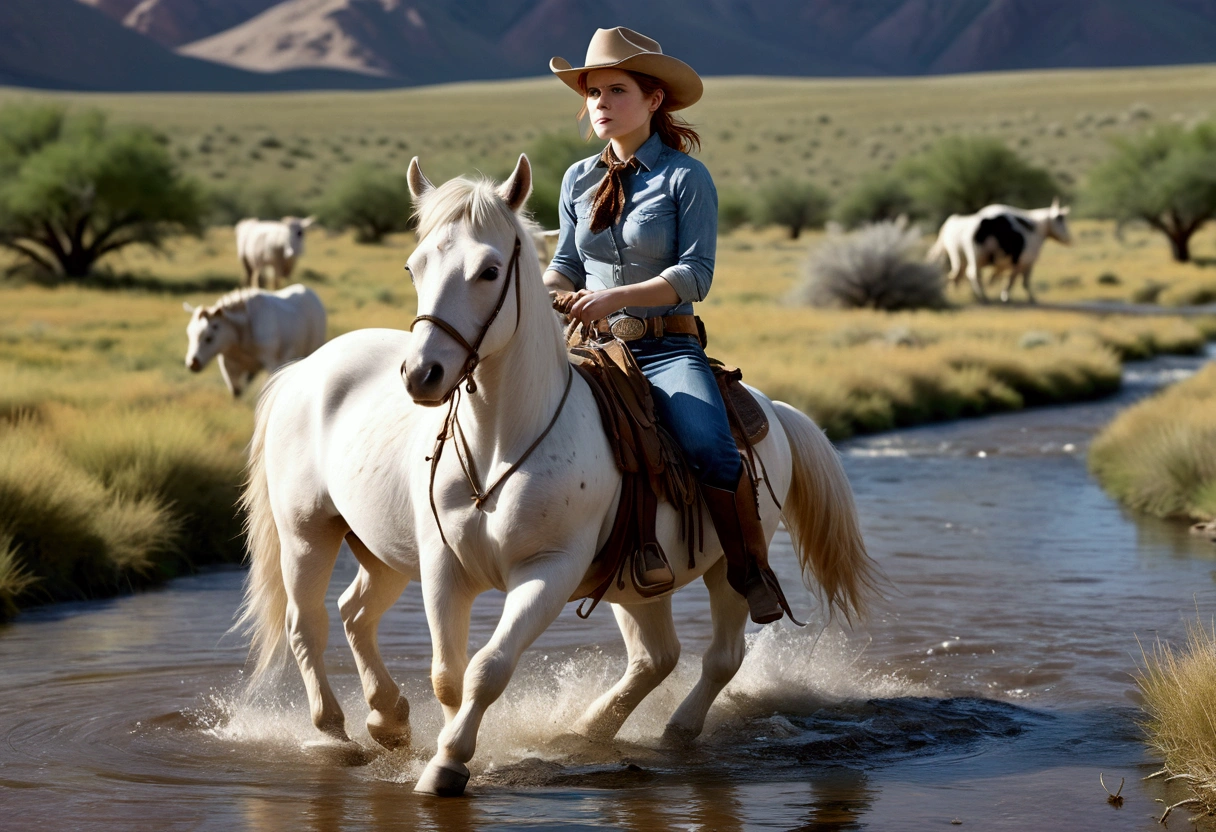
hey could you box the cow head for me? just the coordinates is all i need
[282,216,316,259]
[1047,198,1072,245]
[183,303,239,374]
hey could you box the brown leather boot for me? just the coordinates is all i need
[701,470,792,624]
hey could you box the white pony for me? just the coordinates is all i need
[238,155,875,797]
[183,284,326,397]
[236,216,315,289]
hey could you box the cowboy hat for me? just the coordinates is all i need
[550,27,703,111]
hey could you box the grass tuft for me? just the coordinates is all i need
[1138,620,1216,817]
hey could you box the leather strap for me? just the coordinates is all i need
[592,314,701,341]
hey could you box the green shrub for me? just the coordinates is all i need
[523,132,595,230]
[718,188,753,233]
[901,136,1059,222]
[835,173,919,228]
[756,180,831,239]
[317,163,412,244]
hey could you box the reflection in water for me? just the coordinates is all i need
[1,350,1214,831]
[799,769,874,832]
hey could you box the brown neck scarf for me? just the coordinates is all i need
[588,145,640,234]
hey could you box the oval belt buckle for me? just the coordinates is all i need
[609,316,646,342]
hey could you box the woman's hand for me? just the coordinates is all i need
[569,288,625,327]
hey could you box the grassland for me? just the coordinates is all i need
[3,67,1216,617]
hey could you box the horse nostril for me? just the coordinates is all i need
[423,363,443,387]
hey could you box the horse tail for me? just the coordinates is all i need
[926,235,947,265]
[772,400,877,624]
[233,366,293,683]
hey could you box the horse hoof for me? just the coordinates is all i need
[415,758,470,797]
[660,725,698,749]
[367,698,411,750]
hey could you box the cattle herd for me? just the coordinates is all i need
[182,202,1071,396]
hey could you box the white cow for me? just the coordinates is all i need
[928,200,1071,303]
[236,216,315,289]
[183,284,326,397]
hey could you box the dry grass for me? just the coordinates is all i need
[1138,620,1216,817]
[1089,363,1216,521]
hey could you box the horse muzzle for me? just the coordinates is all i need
[187,357,202,372]
[401,358,450,406]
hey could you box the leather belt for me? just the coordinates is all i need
[595,314,701,342]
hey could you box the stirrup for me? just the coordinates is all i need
[632,542,675,597]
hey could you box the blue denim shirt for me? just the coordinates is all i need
[547,132,718,319]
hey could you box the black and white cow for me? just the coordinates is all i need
[927,200,1071,303]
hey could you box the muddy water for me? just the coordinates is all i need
[2,350,1215,831]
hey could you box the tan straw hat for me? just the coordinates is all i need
[550,27,703,111]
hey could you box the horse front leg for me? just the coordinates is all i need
[663,558,750,745]
[415,551,586,797]
[339,536,411,750]
[571,597,680,742]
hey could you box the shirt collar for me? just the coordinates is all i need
[596,132,664,172]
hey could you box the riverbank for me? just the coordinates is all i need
[1089,361,1216,522]
[2,226,1213,619]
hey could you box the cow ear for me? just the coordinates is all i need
[183,301,195,314]
[301,216,316,229]
[408,157,434,200]
[498,154,532,213]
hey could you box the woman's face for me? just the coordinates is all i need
[583,69,663,142]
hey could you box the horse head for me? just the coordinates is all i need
[183,302,238,372]
[1048,197,1072,245]
[400,154,538,405]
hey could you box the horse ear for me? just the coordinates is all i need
[1051,196,1061,213]
[183,301,195,314]
[498,154,532,213]
[1059,204,1071,216]
[212,307,224,318]
[408,157,434,200]
[300,216,316,229]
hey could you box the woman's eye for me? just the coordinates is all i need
[479,266,499,282]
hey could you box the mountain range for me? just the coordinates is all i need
[4,0,1216,91]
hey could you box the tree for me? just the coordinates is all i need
[902,136,1059,222]
[316,163,412,244]
[835,173,919,229]
[0,105,203,279]
[1086,122,1216,263]
[756,180,831,239]
[524,132,596,230]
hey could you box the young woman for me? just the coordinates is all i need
[544,27,791,624]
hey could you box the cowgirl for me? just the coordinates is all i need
[544,27,791,624]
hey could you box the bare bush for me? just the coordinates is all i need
[793,219,946,311]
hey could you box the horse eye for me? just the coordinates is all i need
[479,266,499,282]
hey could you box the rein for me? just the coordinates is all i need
[414,236,575,548]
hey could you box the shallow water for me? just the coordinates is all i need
[2,350,1215,831]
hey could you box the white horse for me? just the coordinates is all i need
[238,154,875,797]
[183,284,326,397]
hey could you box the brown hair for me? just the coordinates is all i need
[577,70,701,155]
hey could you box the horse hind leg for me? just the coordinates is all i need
[339,534,411,750]
[571,597,680,742]
[280,518,351,745]
[663,558,749,745]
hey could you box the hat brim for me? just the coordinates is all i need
[549,53,703,111]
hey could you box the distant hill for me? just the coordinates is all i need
[21,0,1216,91]
[1,0,398,91]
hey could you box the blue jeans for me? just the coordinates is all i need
[628,334,742,491]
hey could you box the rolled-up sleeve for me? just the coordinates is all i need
[546,164,586,290]
[658,163,717,304]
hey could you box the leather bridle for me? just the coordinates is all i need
[408,235,574,547]
[409,236,524,400]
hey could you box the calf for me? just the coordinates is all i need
[928,200,1071,303]
[236,216,315,289]
[183,284,326,397]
